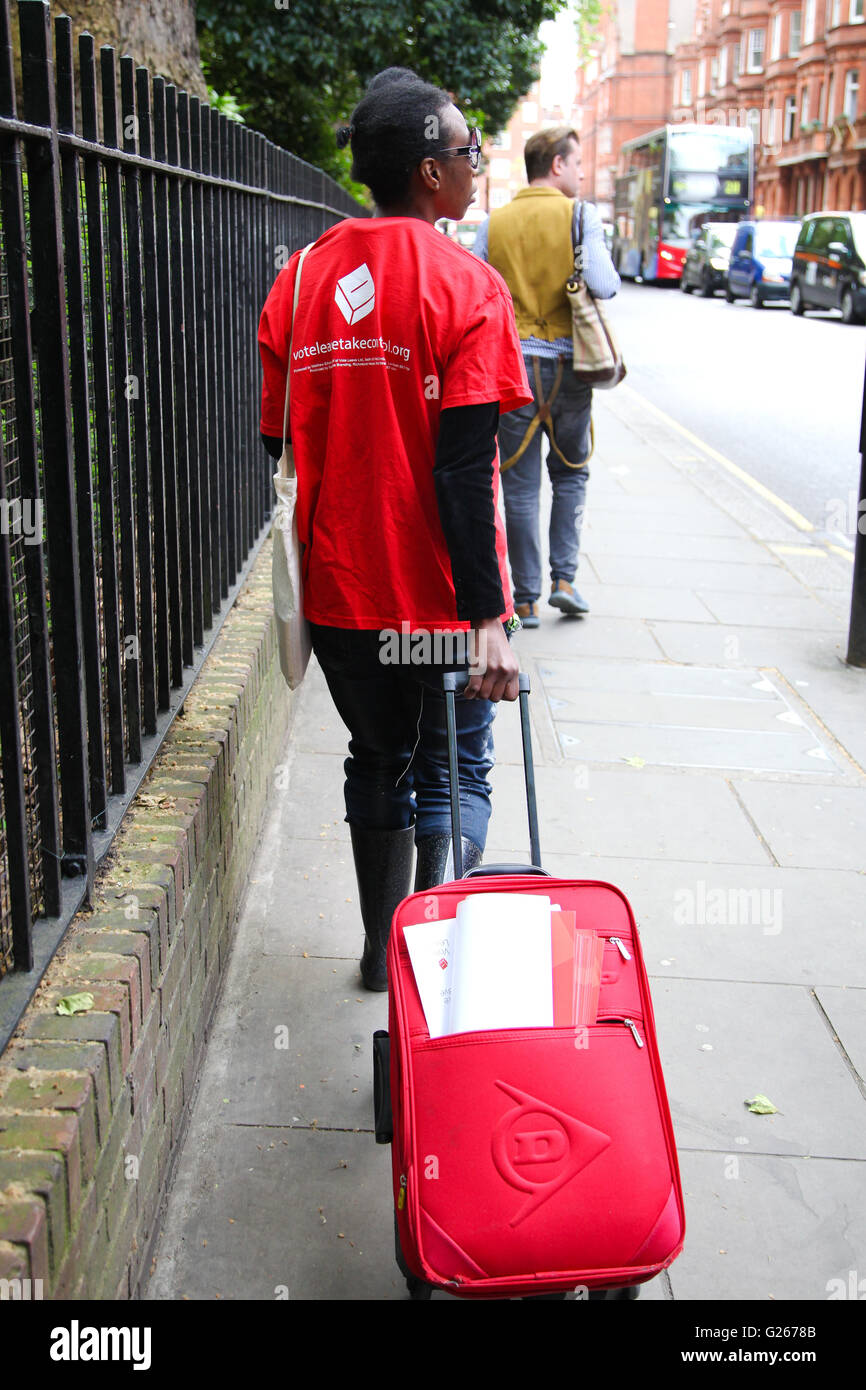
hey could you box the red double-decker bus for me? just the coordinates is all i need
[613,124,753,283]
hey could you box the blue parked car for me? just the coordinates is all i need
[726,219,801,307]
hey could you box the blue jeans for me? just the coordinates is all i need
[309,624,497,850]
[498,356,592,606]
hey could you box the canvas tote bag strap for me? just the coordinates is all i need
[279,241,314,480]
[570,199,586,284]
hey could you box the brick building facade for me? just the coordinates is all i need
[671,0,866,213]
[575,0,698,220]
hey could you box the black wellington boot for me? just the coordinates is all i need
[350,823,416,991]
[413,833,483,892]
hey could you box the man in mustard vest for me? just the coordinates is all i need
[474,127,620,626]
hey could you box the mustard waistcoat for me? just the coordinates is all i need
[486,187,574,342]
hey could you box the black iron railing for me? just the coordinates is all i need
[0,0,365,1045]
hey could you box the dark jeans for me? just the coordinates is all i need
[310,624,497,849]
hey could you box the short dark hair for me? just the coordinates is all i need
[341,72,455,206]
[364,67,424,94]
[524,126,579,181]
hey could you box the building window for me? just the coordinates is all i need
[747,29,766,71]
[721,0,730,14]
[681,69,692,104]
[711,56,719,89]
[772,14,782,58]
[801,87,810,125]
[719,46,728,86]
[844,69,860,120]
[521,101,538,122]
[789,11,802,54]
[832,0,841,23]
[803,0,816,44]
[784,95,798,140]
[698,59,706,96]
[818,81,825,121]
[490,188,510,209]
[492,131,511,150]
[851,0,865,21]
[827,73,836,120]
[747,108,762,145]
[490,158,511,180]
[736,39,744,75]
[766,105,780,145]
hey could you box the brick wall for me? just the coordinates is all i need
[0,537,294,1299]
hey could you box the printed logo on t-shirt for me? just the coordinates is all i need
[334,262,375,325]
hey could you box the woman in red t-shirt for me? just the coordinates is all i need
[259,70,532,990]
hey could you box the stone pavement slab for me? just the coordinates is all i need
[582,530,778,565]
[558,581,717,622]
[647,622,845,670]
[538,657,783,700]
[145,1125,399,1301]
[212,952,385,1130]
[730,782,866,871]
[696,590,837,630]
[589,555,808,596]
[276,750,350,845]
[668,1152,866,1301]
[813,986,866,1081]
[518,615,664,660]
[487,764,771,865]
[556,719,837,775]
[651,978,866,1158]
[585,505,745,536]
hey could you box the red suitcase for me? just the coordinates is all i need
[374,674,685,1300]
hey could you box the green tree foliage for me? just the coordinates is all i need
[196,0,565,187]
[574,0,607,66]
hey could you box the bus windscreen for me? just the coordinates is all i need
[667,128,752,173]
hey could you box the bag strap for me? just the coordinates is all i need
[570,199,586,283]
[279,242,313,479]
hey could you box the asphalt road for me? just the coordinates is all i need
[610,279,866,545]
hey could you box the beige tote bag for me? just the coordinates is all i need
[272,243,313,690]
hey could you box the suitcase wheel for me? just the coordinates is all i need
[406,1275,433,1301]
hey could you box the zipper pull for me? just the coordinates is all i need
[397,1174,407,1210]
[624,1018,644,1048]
[609,936,631,961]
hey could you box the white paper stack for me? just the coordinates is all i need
[449,894,552,1033]
[403,918,458,1039]
[403,893,552,1037]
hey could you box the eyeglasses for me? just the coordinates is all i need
[437,128,482,171]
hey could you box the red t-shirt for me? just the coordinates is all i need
[258,216,532,630]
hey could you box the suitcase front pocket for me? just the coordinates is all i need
[406,1021,677,1284]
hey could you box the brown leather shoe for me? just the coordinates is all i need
[549,580,589,616]
[514,601,540,629]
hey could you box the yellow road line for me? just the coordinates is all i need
[770,544,827,556]
[827,542,856,563]
[619,385,816,532]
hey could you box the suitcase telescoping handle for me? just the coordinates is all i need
[442,670,547,879]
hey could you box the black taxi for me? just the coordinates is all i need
[789,212,866,324]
